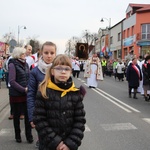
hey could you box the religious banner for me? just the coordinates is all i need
[76,43,88,60]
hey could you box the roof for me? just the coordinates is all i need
[129,3,150,7]
[129,3,150,12]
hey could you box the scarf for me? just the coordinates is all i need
[38,58,52,74]
[132,64,140,79]
[47,79,79,97]
[18,58,26,64]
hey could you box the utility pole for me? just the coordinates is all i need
[18,25,26,46]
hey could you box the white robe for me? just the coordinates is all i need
[87,64,98,87]
[137,60,144,94]
[138,60,150,95]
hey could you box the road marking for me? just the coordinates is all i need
[84,82,140,113]
[85,124,91,132]
[142,118,150,124]
[0,124,90,136]
[0,129,13,136]
[101,123,137,131]
[0,129,24,136]
[96,88,140,113]
[77,78,85,82]
[93,88,132,113]
[77,78,81,80]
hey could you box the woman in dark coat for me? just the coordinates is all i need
[142,55,150,101]
[8,47,33,143]
[126,57,142,99]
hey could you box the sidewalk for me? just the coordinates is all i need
[0,81,9,112]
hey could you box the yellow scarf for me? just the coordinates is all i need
[47,80,79,97]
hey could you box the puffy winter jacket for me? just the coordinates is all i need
[9,59,29,97]
[33,85,86,150]
[27,66,45,122]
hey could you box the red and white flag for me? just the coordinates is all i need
[102,46,106,52]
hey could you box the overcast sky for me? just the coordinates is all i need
[0,0,150,54]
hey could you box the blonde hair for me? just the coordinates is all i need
[39,54,72,99]
[12,47,26,59]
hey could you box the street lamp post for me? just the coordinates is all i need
[100,18,111,53]
[68,40,71,56]
[85,30,89,55]
[100,18,111,29]
[92,35,98,54]
[99,34,105,57]
[18,25,26,46]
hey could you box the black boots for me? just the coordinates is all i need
[129,88,132,98]
[145,96,150,102]
[133,92,138,99]
[129,94,138,99]
[129,88,138,99]
[15,133,22,143]
[16,138,22,143]
[27,137,33,143]
[133,95,138,99]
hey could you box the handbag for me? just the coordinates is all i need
[122,68,125,71]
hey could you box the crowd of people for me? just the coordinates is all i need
[0,42,86,150]
[71,52,150,101]
[1,44,150,149]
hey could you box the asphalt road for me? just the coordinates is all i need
[1,73,150,150]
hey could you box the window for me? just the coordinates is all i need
[131,26,134,36]
[142,24,150,40]
[124,48,128,56]
[127,28,130,37]
[127,11,132,18]
[118,32,121,41]
[110,36,113,44]
[124,30,126,39]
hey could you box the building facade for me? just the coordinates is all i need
[96,3,150,60]
[110,19,124,59]
[122,3,150,58]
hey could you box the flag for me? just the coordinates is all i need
[106,46,109,52]
[101,46,106,52]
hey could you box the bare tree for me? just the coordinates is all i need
[29,39,41,54]
[65,36,81,56]
[65,31,98,56]
[3,32,15,43]
[82,30,98,46]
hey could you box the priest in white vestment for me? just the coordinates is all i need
[84,54,103,88]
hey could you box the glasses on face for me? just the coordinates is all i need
[53,67,71,72]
